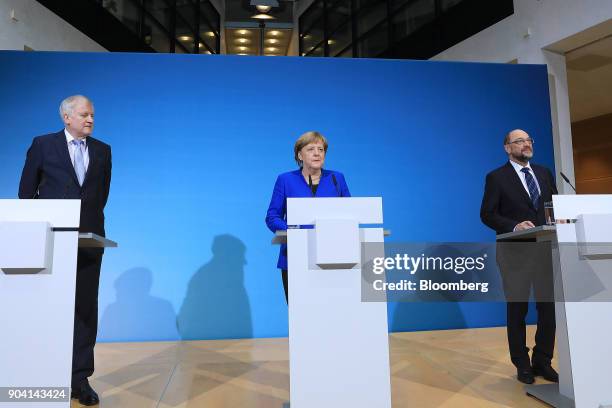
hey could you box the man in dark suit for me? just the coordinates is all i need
[19,95,111,406]
[480,129,558,385]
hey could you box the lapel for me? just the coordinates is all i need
[295,169,327,197]
[313,170,330,197]
[82,137,99,187]
[531,165,547,198]
[504,161,534,209]
[54,130,80,186]
[313,170,324,197]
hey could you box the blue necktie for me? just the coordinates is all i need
[72,139,86,186]
[521,167,540,208]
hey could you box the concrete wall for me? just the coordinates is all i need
[432,0,612,193]
[0,0,106,51]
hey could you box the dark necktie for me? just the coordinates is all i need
[521,167,540,208]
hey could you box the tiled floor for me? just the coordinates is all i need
[73,326,554,407]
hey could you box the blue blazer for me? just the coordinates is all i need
[265,169,351,270]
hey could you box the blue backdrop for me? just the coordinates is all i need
[0,51,554,342]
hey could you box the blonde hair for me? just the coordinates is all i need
[294,131,328,167]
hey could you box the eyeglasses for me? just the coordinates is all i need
[506,138,534,146]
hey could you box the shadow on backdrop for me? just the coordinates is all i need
[177,234,253,340]
[100,267,179,341]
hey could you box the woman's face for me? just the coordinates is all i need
[299,140,326,171]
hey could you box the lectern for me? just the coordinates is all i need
[0,199,116,408]
[274,197,392,408]
[497,195,612,408]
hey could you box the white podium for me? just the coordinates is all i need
[275,197,392,408]
[0,199,116,408]
[498,195,612,408]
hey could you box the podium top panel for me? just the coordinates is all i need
[287,197,383,225]
[496,225,556,241]
[553,194,612,219]
[0,199,80,228]
[272,228,390,244]
[78,233,118,248]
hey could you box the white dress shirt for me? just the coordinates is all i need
[509,160,541,231]
[65,129,90,171]
[509,159,541,196]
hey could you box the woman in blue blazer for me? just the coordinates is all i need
[265,131,351,303]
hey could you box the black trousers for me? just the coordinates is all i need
[72,247,104,386]
[282,269,288,304]
[506,301,555,368]
[497,241,556,368]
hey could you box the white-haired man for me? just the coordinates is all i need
[19,95,112,406]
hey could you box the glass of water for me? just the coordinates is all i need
[544,201,555,225]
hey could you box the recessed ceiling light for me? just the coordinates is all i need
[204,31,215,38]
[237,29,251,36]
[252,13,275,19]
[238,46,249,51]
[266,47,278,52]
[236,38,249,44]
[237,53,248,56]
[268,30,282,37]
[266,38,279,44]
[178,35,192,42]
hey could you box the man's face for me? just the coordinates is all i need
[504,130,533,163]
[63,99,94,139]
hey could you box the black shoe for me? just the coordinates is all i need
[71,381,99,406]
[532,363,559,383]
[516,367,535,384]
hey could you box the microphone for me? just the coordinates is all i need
[331,174,342,197]
[30,181,40,199]
[308,174,314,197]
[31,175,46,198]
[560,172,577,193]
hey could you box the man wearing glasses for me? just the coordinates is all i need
[480,129,558,385]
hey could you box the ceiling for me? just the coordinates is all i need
[225,27,292,56]
[225,0,293,24]
[547,19,612,123]
[565,34,612,123]
[224,0,294,56]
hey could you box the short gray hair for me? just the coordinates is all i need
[59,95,93,119]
